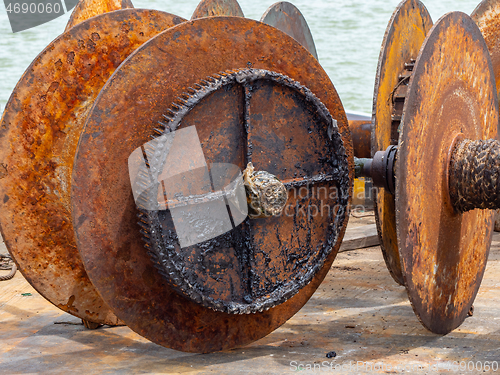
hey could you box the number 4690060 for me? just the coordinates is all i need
[5,2,61,14]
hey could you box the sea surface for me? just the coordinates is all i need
[0,0,485,114]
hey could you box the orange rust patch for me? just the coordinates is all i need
[397,12,498,333]
[0,9,185,325]
[372,0,433,286]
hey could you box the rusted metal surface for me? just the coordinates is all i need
[65,0,134,31]
[260,1,318,60]
[0,10,185,325]
[472,0,500,98]
[472,1,500,234]
[71,16,353,353]
[136,69,349,315]
[397,12,498,334]
[347,112,371,159]
[372,0,432,286]
[191,0,243,19]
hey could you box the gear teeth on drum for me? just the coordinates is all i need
[134,68,349,315]
[390,59,415,145]
[136,69,253,313]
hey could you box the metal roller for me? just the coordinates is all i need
[65,0,134,31]
[0,9,185,326]
[357,11,499,333]
[397,12,498,334]
[371,0,433,285]
[2,0,499,350]
[71,16,353,353]
[472,0,500,233]
[260,1,318,60]
[191,0,244,19]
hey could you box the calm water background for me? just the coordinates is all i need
[0,0,484,114]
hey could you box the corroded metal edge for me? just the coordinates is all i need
[260,1,318,60]
[371,0,433,286]
[71,16,353,353]
[397,11,498,334]
[191,0,244,19]
[472,0,500,97]
[65,0,134,31]
[0,9,185,325]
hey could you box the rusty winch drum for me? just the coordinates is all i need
[1,0,500,355]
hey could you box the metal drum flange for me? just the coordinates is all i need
[191,0,244,19]
[347,112,372,159]
[133,68,349,315]
[0,9,185,325]
[71,16,353,353]
[397,12,498,333]
[472,0,500,96]
[260,1,318,60]
[372,0,433,286]
[65,0,134,31]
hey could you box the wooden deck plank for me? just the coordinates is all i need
[339,224,379,252]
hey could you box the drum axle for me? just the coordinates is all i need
[354,146,397,194]
[356,138,500,214]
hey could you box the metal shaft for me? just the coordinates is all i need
[355,139,500,215]
[348,116,372,159]
[449,139,500,213]
[354,145,397,194]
